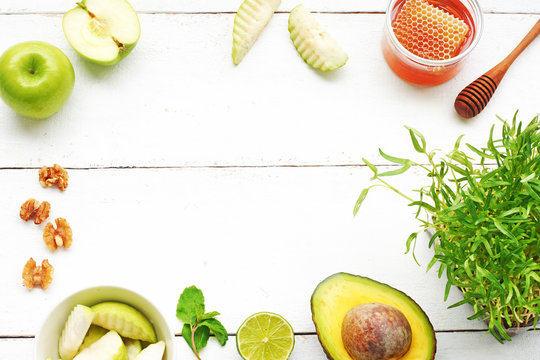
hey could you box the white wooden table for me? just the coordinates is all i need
[0,1,539,359]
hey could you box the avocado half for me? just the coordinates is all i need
[311,273,436,360]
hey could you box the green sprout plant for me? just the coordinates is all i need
[355,113,540,342]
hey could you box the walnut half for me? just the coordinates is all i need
[20,198,51,224]
[39,164,69,191]
[22,258,54,290]
[43,218,73,251]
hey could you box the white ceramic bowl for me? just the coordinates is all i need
[35,286,173,360]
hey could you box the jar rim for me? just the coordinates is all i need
[385,0,484,66]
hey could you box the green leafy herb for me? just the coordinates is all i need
[355,113,540,342]
[177,286,228,359]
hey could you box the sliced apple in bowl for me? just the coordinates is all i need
[63,0,140,66]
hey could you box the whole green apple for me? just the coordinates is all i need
[0,41,75,119]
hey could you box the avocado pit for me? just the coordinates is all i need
[341,302,412,360]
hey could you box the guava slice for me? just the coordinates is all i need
[58,305,95,360]
[91,302,157,343]
[134,341,165,360]
[124,338,142,360]
[62,0,140,65]
[73,330,128,360]
[288,4,348,71]
[232,0,281,65]
[78,325,109,353]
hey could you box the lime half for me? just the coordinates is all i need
[236,312,295,360]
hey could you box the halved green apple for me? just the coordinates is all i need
[63,0,140,66]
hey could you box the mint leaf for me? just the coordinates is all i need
[181,324,192,350]
[182,323,211,353]
[193,325,210,351]
[199,318,228,346]
[177,286,205,324]
[200,311,220,321]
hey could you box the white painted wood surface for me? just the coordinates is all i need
[2,167,539,355]
[0,0,539,359]
[1,0,539,14]
[3,331,540,359]
[0,13,537,168]
[0,167,480,334]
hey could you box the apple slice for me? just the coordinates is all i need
[91,302,157,343]
[78,325,108,353]
[134,341,165,360]
[232,0,281,65]
[73,330,127,360]
[288,4,348,71]
[124,338,142,360]
[63,0,140,66]
[58,305,94,360]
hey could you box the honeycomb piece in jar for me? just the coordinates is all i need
[39,164,69,191]
[43,218,73,251]
[392,0,470,60]
[20,198,51,224]
[22,258,54,290]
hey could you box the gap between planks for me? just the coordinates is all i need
[1,328,537,340]
[0,11,538,15]
[0,163,496,170]
[0,165,393,170]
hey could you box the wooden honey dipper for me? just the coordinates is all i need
[455,19,540,119]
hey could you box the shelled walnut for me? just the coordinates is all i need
[43,218,73,251]
[20,198,51,224]
[22,258,54,290]
[39,164,69,191]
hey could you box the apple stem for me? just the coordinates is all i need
[28,68,35,75]
[113,37,127,51]
[76,2,96,18]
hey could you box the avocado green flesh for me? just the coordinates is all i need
[311,273,436,360]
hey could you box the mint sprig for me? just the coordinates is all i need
[176,286,228,359]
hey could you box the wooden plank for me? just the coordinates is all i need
[0,339,35,359]
[1,0,539,14]
[0,13,537,168]
[0,166,515,335]
[2,331,540,359]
